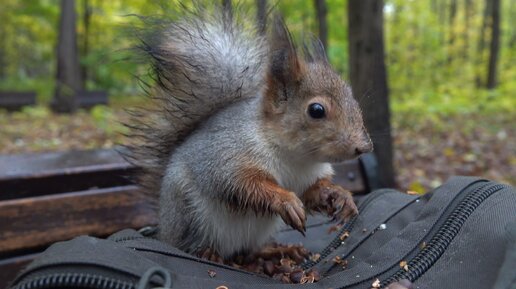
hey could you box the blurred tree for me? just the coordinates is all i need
[447,0,457,63]
[348,0,395,187]
[313,0,328,51]
[476,0,492,86]
[52,0,82,113]
[256,0,267,34]
[81,0,92,85]
[487,0,500,89]
[463,0,473,59]
[222,0,233,21]
[0,36,5,80]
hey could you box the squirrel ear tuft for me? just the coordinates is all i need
[303,34,328,64]
[268,15,305,85]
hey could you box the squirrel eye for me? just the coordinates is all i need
[308,103,326,119]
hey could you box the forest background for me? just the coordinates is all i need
[0,0,514,192]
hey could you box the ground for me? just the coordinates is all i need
[0,101,514,192]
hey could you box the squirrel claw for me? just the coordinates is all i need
[276,194,306,235]
[285,203,306,234]
[334,193,358,223]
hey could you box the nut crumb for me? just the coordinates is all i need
[208,269,217,278]
[371,278,381,288]
[399,261,409,271]
[216,286,228,289]
[309,253,321,262]
[332,256,342,264]
[339,231,350,241]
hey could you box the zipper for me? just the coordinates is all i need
[118,237,269,277]
[13,273,135,289]
[378,183,506,288]
[301,189,397,269]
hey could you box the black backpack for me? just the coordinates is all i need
[9,177,516,289]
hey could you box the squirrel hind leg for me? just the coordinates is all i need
[197,247,224,264]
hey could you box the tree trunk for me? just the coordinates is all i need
[222,0,232,21]
[348,0,395,188]
[313,0,328,51]
[476,0,492,86]
[81,0,91,85]
[510,0,516,48]
[486,0,501,89]
[463,0,473,58]
[447,0,458,63]
[438,0,447,45]
[53,0,82,113]
[0,32,5,79]
[256,0,267,34]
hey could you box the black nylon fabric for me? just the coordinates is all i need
[416,185,516,289]
[10,176,516,289]
[493,220,516,289]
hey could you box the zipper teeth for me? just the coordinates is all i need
[380,183,505,288]
[15,273,135,289]
[301,190,393,269]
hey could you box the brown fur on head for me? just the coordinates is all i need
[262,16,372,163]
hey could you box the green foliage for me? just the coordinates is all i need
[0,0,514,116]
[384,0,515,116]
[90,105,127,135]
[20,106,51,118]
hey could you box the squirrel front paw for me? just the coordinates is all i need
[322,185,358,223]
[303,179,358,223]
[271,192,306,235]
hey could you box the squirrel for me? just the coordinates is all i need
[127,5,373,260]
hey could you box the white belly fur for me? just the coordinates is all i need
[195,198,282,257]
[194,160,333,257]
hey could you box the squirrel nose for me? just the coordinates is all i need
[354,141,373,156]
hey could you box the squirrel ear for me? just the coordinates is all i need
[268,15,305,85]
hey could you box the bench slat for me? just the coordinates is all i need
[0,185,156,254]
[0,149,137,200]
[0,149,127,180]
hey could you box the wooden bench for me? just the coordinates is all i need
[0,92,37,111]
[76,91,108,109]
[0,91,108,112]
[0,149,379,288]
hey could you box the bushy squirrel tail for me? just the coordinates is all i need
[126,5,267,202]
